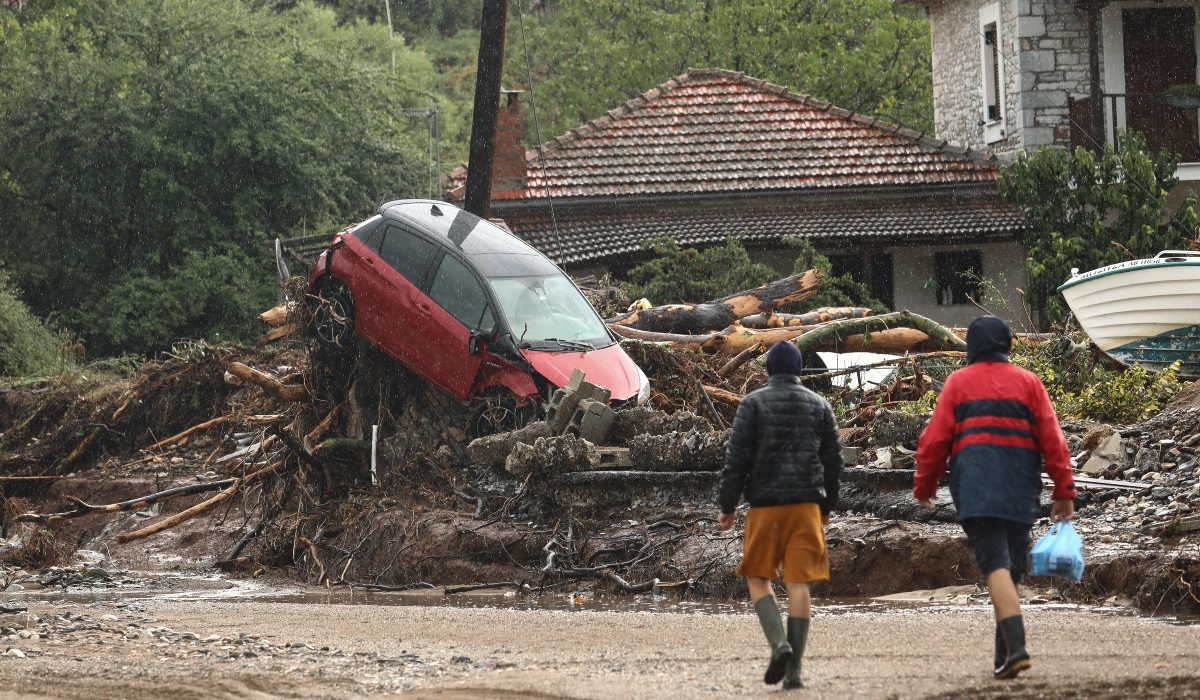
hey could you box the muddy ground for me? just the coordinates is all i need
[1,593,1199,699]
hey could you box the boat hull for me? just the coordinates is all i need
[1059,259,1200,377]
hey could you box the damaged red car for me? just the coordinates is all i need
[308,199,649,435]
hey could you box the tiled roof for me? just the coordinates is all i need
[503,198,1025,267]
[447,68,998,200]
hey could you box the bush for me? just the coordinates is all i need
[622,236,779,305]
[0,268,71,377]
[1010,334,1186,424]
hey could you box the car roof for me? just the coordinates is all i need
[378,199,560,278]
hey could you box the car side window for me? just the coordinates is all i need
[378,225,438,285]
[429,254,492,331]
[353,219,385,254]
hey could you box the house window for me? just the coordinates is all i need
[984,27,1001,121]
[934,251,983,306]
[979,3,1005,144]
[828,254,864,282]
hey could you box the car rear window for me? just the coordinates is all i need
[429,254,491,330]
[378,225,438,285]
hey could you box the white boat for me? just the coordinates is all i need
[1058,250,1200,377]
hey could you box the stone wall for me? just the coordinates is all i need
[930,0,1096,155]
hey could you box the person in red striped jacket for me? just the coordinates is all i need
[914,315,1076,680]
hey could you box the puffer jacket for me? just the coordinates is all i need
[719,375,843,514]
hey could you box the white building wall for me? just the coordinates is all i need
[889,240,1030,329]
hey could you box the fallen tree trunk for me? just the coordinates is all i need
[254,323,298,347]
[611,324,812,355]
[737,307,872,329]
[717,342,762,377]
[791,311,967,354]
[226,362,309,402]
[14,479,238,523]
[701,385,744,409]
[145,415,233,452]
[114,481,241,544]
[258,303,294,327]
[604,269,823,334]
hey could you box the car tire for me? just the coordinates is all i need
[311,280,355,351]
[468,395,538,439]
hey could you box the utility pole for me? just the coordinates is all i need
[384,0,395,72]
[464,0,510,218]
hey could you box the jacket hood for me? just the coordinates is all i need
[766,341,804,376]
[966,316,1013,364]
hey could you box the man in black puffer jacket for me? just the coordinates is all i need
[718,340,842,689]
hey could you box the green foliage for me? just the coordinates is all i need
[515,0,933,141]
[1167,83,1200,99]
[0,268,74,377]
[622,236,778,304]
[785,238,889,312]
[895,390,938,415]
[1010,334,1187,423]
[0,0,435,356]
[998,131,1199,326]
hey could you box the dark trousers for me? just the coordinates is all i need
[960,517,1032,584]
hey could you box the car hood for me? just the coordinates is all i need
[521,343,642,401]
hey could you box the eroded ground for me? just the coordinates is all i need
[1,593,1199,700]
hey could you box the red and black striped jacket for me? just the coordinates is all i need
[914,360,1075,524]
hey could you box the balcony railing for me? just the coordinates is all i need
[1068,93,1200,162]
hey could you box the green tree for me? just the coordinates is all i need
[785,238,889,313]
[622,237,778,304]
[998,132,1198,326]
[0,0,435,356]
[512,0,932,141]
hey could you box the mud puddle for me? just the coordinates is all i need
[11,572,1200,627]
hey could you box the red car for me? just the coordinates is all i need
[308,199,649,435]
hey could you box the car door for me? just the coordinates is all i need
[407,250,495,400]
[353,223,439,367]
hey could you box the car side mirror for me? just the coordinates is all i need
[468,329,489,356]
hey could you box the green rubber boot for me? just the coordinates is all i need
[754,596,792,685]
[783,617,809,689]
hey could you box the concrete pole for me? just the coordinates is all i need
[465,0,510,218]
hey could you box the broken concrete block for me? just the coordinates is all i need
[1135,447,1159,475]
[608,407,712,446]
[872,410,928,448]
[466,421,552,467]
[565,398,617,445]
[545,369,611,435]
[503,434,601,477]
[627,428,730,471]
[1081,432,1123,475]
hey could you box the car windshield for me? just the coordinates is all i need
[489,275,612,349]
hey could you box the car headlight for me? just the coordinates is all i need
[636,365,651,406]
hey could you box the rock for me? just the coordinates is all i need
[1082,433,1123,475]
[84,568,109,579]
[1080,424,1116,453]
[2,648,25,658]
[871,410,928,448]
[466,422,552,467]
[100,614,118,622]
[1135,448,1159,474]
[1066,434,1084,453]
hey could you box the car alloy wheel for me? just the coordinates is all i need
[312,284,355,349]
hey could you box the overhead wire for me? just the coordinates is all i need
[940,1,1194,237]
[515,0,567,266]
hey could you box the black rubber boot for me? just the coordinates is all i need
[783,617,809,689]
[753,596,792,685]
[993,623,1007,671]
[994,615,1031,680]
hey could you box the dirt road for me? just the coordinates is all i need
[2,595,1199,700]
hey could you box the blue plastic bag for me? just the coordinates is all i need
[1029,520,1085,582]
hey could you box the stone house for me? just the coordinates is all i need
[923,0,1200,189]
[447,69,1031,328]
